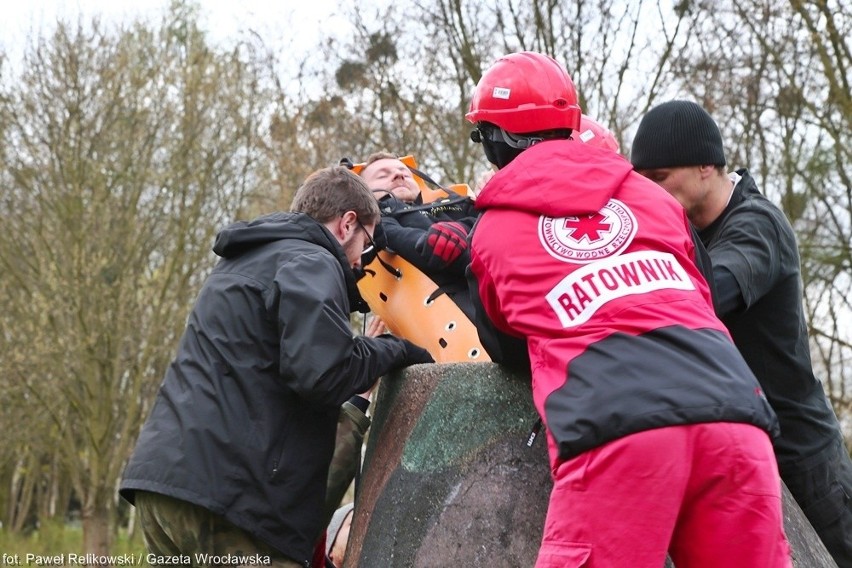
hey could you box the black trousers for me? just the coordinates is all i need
[780,436,852,568]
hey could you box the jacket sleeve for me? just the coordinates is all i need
[706,206,785,317]
[382,216,469,277]
[274,250,410,407]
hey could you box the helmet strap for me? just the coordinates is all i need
[474,122,571,168]
[498,128,543,149]
[482,137,525,169]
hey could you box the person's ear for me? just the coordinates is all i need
[334,210,358,239]
[697,164,717,179]
[343,210,359,236]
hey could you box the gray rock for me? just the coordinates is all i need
[345,363,837,567]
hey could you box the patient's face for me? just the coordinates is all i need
[360,158,421,203]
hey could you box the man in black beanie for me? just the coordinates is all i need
[632,100,852,567]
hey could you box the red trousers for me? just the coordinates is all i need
[535,423,791,568]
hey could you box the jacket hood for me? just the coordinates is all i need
[475,139,633,216]
[213,212,370,313]
[214,211,336,258]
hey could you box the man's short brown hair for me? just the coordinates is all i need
[360,151,399,174]
[290,167,380,225]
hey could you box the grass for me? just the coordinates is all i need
[0,520,150,565]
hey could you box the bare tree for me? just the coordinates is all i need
[0,1,274,552]
[662,0,851,427]
[304,1,700,186]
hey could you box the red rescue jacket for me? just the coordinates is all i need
[470,140,778,464]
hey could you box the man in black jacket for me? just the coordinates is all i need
[632,100,852,567]
[120,166,433,568]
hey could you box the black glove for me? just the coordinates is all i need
[416,221,468,267]
[401,339,435,365]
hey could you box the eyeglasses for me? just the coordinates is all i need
[357,222,376,255]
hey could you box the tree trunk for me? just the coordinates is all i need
[82,501,114,556]
[8,456,37,532]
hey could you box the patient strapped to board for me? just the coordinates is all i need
[346,155,490,364]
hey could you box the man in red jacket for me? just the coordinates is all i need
[465,51,791,567]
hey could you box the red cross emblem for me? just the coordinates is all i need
[564,213,611,243]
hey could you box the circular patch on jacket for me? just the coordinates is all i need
[538,199,637,264]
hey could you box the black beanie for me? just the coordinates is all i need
[630,100,726,170]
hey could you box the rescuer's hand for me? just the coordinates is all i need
[401,339,435,365]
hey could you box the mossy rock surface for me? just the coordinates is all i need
[347,363,837,568]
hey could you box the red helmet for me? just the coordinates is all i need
[572,114,620,152]
[466,51,582,134]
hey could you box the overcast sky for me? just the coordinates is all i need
[1,0,354,64]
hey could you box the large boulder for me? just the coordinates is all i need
[344,363,837,568]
